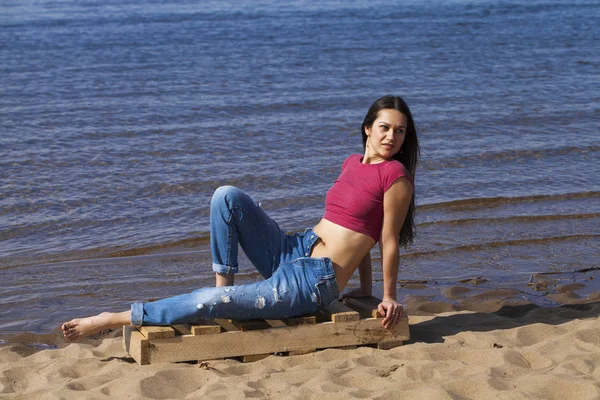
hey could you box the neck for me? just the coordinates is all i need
[362,150,387,165]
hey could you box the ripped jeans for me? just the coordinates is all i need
[130,186,339,326]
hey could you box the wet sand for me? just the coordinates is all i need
[2,289,600,399]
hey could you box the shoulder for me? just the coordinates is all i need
[341,154,361,170]
[382,160,414,188]
[383,167,413,213]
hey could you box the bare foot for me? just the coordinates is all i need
[61,311,130,341]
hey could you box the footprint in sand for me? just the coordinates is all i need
[139,369,204,399]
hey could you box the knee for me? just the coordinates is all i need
[211,185,243,208]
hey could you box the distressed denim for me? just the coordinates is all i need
[130,186,339,326]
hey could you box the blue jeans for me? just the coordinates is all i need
[130,186,339,326]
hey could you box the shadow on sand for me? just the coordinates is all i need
[408,301,600,344]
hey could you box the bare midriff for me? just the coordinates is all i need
[310,218,375,292]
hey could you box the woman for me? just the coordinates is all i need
[62,95,419,340]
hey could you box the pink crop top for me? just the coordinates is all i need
[323,154,412,242]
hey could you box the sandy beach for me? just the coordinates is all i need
[3,0,599,398]
[2,292,600,400]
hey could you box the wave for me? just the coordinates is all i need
[102,237,211,259]
[418,191,600,211]
[0,236,211,271]
[402,234,599,259]
[6,228,598,272]
[421,145,600,170]
[418,212,600,227]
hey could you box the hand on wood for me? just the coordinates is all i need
[378,298,404,329]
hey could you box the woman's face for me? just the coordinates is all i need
[365,109,407,159]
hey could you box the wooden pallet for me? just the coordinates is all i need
[122,296,409,365]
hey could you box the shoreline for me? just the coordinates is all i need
[3,281,600,347]
[2,295,600,399]
[1,266,599,338]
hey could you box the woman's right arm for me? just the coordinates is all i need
[357,252,373,296]
[341,252,372,299]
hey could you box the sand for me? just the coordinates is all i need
[2,297,600,400]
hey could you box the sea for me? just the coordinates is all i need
[1,0,599,334]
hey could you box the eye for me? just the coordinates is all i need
[380,125,389,131]
[394,129,406,135]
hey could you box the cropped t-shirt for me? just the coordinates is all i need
[323,154,413,243]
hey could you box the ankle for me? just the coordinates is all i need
[216,272,234,287]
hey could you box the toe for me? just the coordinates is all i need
[62,320,75,330]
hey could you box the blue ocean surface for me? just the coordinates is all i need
[1,0,599,333]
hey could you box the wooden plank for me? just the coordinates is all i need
[214,319,239,331]
[172,324,192,335]
[173,323,222,336]
[241,354,271,363]
[226,319,286,331]
[190,324,221,335]
[265,319,287,328]
[288,348,316,356]
[145,317,409,364]
[123,326,149,365]
[231,320,271,331]
[343,296,384,319]
[378,316,409,349]
[139,326,176,339]
[284,315,316,326]
[319,301,360,322]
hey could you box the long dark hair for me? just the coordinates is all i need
[361,95,420,247]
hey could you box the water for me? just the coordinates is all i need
[1,0,599,333]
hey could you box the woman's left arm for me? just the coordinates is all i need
[378,177,413,329]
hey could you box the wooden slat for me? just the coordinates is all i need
[214,319,239,331]
[227,319,287,331]
[319,301,360,322]
[172,324,192,335]
[173,323,222,336]
[375,315,408,350]
[144,317,409,364]
[288,348,316,356]
[191,324,221,335]
[139,326,176,339]
[265,320,287,328]
[241,354,270,363]
[231,320,271,331]
[343,296,384,319]
[284,315,317,326]
[123,326,149,365]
